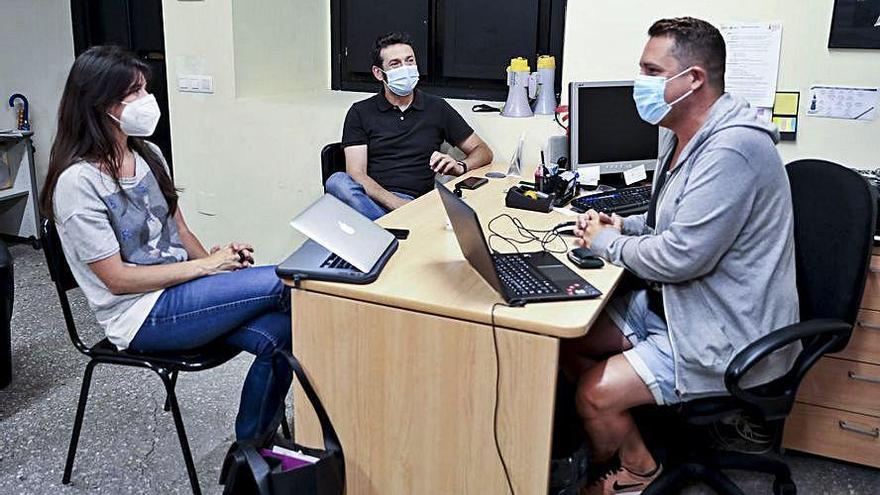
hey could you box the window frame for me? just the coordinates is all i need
[330,0,567,102]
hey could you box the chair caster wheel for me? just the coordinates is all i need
[773,478,796,495]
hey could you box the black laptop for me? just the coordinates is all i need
[435,180,601,306]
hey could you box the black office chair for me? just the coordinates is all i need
[321,142,346,191]
[641,159,876,495]
[0,238,13,389]
[41,220,290,495]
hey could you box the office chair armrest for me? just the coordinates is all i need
[724,318,851,419]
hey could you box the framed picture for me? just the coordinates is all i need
[829,0,880,49]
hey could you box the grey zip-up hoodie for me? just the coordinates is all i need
[591,93,800,399]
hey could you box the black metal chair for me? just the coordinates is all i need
[642,159,877,495]
[42,219,290,495]
[0,238,13,389]
[320,142,346,191]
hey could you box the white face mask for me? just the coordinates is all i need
[632,67,694,125]
[110,93,161,137]
[382,65,419,96]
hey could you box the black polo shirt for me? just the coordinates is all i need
[341,90,474,198]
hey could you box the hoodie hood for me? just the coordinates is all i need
[664,93,780,167]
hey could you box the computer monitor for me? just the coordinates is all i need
[569,81,659,175]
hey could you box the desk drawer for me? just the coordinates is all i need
[861,256,880,311]
[797,357,880,417]
[830,310,880,365]
[784,403,880,469]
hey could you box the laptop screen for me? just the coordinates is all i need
[435,181,506,296]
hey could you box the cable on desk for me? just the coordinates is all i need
[491,302,516,495]
[487,213,569,255]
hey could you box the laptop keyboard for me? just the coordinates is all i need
[493,255,561,297]
[320,254,362,273]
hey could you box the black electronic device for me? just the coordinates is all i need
[436,180,602,305]
[386,228,410,240]
[571,184,652,215]
[237,249,254,265]
[568,247,605,269]
[458,176,489,190]
[554,221,577,237]
[569,81,659,175]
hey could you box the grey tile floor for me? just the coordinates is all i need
[1,242,879,494]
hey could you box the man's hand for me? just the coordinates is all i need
[429,151,464,175]
[574,210,621,248]
[598,212,624,231]
[388,195,411,211]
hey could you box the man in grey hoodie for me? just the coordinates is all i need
[562,17,799,494]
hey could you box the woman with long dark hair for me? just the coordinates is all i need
[41,45,291,440]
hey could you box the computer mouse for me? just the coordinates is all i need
[554,220,578,237]
[568,247,604,269]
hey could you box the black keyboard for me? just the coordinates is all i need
[493,254,561,297]
[570,185,652,215]
[320,254,361,272]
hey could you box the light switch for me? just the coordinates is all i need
[177,75,214,94]
[198,76,214,92]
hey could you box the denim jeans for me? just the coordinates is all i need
[128,265,292,440]
[324,171,414,220]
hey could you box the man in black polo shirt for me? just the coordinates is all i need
[326,32,493,220]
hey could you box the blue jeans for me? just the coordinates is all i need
[128,266,292,440]
[325,172,414,220]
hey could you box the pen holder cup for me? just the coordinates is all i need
[543,171,578,207]
[505,186,555,213]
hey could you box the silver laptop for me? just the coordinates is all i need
[287,194,395,273]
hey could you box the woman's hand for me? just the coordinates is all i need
[211,242,255,267]
[197,246,245,275]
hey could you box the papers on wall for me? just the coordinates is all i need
[772,91,800,141]
[719,22,783,108]
[806,86,878,121]
[755,107,774,123]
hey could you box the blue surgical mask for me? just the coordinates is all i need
[382,65,419,96]
[633,67,694,125]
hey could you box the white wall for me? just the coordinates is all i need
[0,0,74,187]
[162,0,880,263]
[561,0,880,170]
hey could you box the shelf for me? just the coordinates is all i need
[0,189,28,202]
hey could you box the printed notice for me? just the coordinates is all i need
[720,22,783,108]
[806,86,878,121]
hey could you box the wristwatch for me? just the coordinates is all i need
[457,160,468,174]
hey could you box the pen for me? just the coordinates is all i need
[854,107,874,120]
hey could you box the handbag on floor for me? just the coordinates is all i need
[219,350,345,495]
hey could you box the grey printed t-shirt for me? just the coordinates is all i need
[53,145,187,349]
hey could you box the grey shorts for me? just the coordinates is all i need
[605,289,680,405]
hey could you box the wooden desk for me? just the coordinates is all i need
[285,165,624,494]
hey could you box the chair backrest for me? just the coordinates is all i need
[42,219,78,292]
[787,159,876,350]
[320,142,346,189]
[41,219,89,354]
